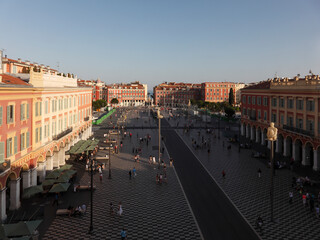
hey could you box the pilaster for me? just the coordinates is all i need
[9,178,21,210]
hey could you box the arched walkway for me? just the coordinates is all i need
[262,128,268,146]
[5,172,20,212]
[315,146,320,171]
[251,126,256,142]
[256,127,261,143]
[276,134,284,155]
[284,136,292,157]
[304,142,314,167]
[53,146,59,168]
[294,139,303,163]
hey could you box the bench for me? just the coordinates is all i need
[77,185,96,190]
[56,209,71,215]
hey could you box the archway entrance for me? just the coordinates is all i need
[305,142,314,167]
[294,139,303,163]
[277,134,284,155]
[285,136,292,157]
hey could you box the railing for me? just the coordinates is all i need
[249,116,257,121]
[0,159,11,173]
[283,125,314,138]
[84,116,90,121]
[52,127,73,140]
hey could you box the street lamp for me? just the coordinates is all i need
[267,122,277,222]
[88,152,94,234]
[108,143,112,179]
[238,120,241,153]
[157,109,163,166]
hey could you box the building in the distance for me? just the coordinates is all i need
[240,74,320,170]
[201,82,244,103]
[105,81,147,106]
[0,53,92,221]
[77,79,105,101]
[153,82,201,106]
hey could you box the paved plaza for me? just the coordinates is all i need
[42,109,202,239]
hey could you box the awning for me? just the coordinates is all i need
[0,220,42,238]
[22,185,43,199]
[49,183,70,193]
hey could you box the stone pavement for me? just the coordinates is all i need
[167,113,320,240]
[43,109,202,239]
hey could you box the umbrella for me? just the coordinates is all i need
[45,170,62,179]
[54,174,70,183]
[22,185,43,199]
[49,183,70,193]
[63,169,77,177]
[41,179,56,187]
[1,220,42,238]
[60,164,73,170]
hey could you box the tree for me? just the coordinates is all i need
[228,88,235,106]
[111,98,119,105]
[92,99,107,111]
[224,105,235,118]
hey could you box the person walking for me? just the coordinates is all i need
[52,193,59,206]
[302,193,307,208]
[128,170,132,180]
[315,205,320,218]
[120,229,127,240]
[289,191,293,204]
[258,168,262,178]
[118,202,123,216]
[132,167,136,178]
[100,172,103,183]
[222,170,226,179]
[110,202,114,215]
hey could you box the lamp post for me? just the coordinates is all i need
[238,120,241,153]
[108,143,112,179]
[267,122,277,222]
[88,152,94,234]
[157,109,163,166]
[218,114,221,139]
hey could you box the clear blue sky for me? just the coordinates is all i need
[1,0,320,88]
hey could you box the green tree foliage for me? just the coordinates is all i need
[224,105,235,118]
[228,88,235,106]
[110,98,119,104]
[92,99,107,111]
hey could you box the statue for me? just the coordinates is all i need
[267,122,278,141]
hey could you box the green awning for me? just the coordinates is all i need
[1,220,42,238]
[45,169,63,179]
[49,183,70,193]
[22,185,43,199]
[42,179,56,187]
[60,164,73,170]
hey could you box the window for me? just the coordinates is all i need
[272,98,277,107]
[271,113,277,123]
[296,99,303,110]
[242,96,246,103]
[248,96,251,104]
[264,111,267,121]
[45,101,48,114]
[258,110,261,119]
[6,136,17,157]
[307,100,314,111]
[307,120,314,132]
[263,97,268,106]
[20,104,26,120]
[288,99,293,109]
[0,142,4,163]
[252,97,256,105]
[287,116,293,127]
[280,115,284,125]
[279,98,284,108]
[257,96,261,105]
[20,132,26,150]
[0,106,2,126]
[296,118,303,129]
[35,128,39,143]
[7,105,14,123]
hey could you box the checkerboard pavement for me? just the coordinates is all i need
[43,122,202,239]
[168,115,320,240]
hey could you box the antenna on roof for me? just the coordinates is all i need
[309,69,313,75]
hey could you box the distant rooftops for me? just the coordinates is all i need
[0,74,31,86]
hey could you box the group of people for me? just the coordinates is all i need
[67,204,87,217]
[110,202,123,216]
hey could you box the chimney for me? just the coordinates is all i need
[18,58,22,63]
[25,60,30,65]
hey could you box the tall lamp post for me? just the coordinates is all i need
[88,152,94,234]
[157,109,163,166]
[108,143,112,179]
[238,120,241,153]
[267,122,277,222]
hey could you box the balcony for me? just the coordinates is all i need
[249,116,257,121]
[283,125,314,138]
[52,127,73,141]
[0,159,11,174]
[84,116,90,122]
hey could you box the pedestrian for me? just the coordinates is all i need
[110,202,114,215]
[315,205,320,218]
[52,193,59,206]
[289,191,293,204]
[153,156,156,164]
[100,172,103,182]
[159,173,163,184]
[120,228,127,240]
[222,170,226,178]
[156,174,159,184]
[129,170,132,179]
[118,202,123,216]
[258,168,262,178]
[133,167,136,177]
[302,193,307,207]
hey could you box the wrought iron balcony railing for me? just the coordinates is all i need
[283,125,314,138]
[52,127,73,141]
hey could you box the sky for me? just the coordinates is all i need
[1,0,320,89]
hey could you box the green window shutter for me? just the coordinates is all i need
[0,106,2,125]
[20,104,23,120]
[26,132,30,148]
[6,139,9,157]
[20,134,23,150]
[27,103,29,119]
[40,127,42,141]
[7,106,10,123]
[40,102,42,116]
[0,142,4,163]
[14,136,17,154]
